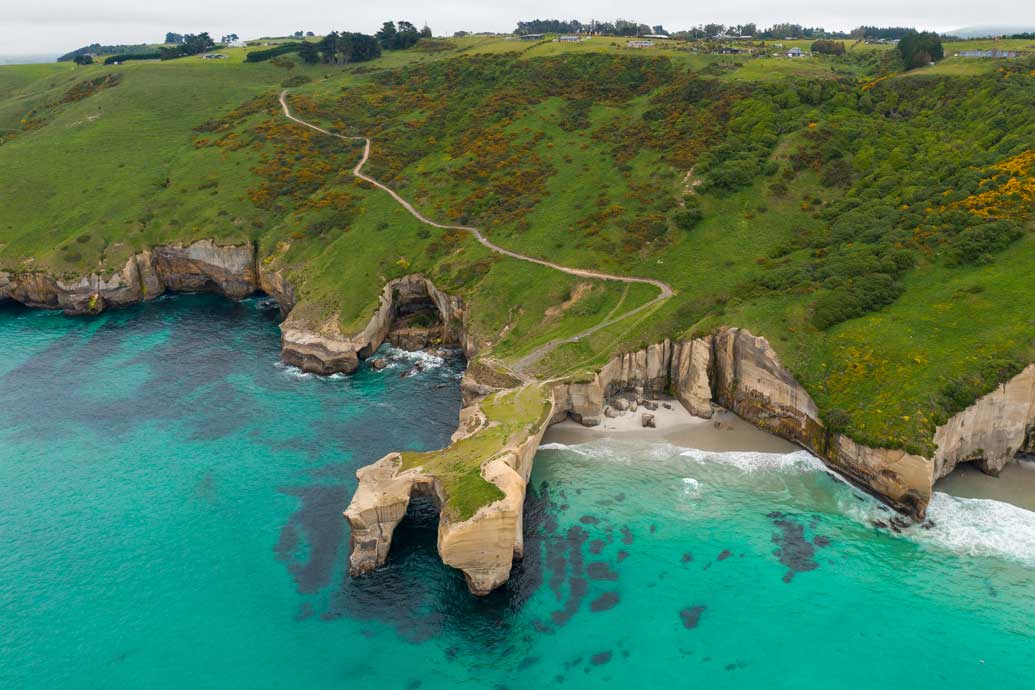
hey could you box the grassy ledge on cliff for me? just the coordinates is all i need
[399,383,552,521]
[3,35,1035,468]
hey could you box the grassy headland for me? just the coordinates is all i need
[2,33,1035,461]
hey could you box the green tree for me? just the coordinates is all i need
[897,30,943,69]
[376,21,398,48]
[73,54,94,65]
[299,41,320,64]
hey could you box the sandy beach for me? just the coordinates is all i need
[541,396,799,454]
[935,458,1035,511]
[542,395,1035,513]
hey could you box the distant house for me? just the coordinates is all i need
[786,47,805,58]
[627,40,654,49]
[558,35,581,42]
[957,50,1019,58]
[716,46,742,54]
[520,33,545,41]
[229,40,246,48]
[641,34,670,40]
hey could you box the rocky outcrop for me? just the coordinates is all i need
[2,253,468,377]
[280,274,467,375]
[933,364,1035,477]
[0,241,260,315]
[150,241,257,299]
[710,328,932,517]
[345,454,437,574]
[344,381,553,595]
[552,326,1035,519]
[671,337,714,418]
[554,340,674,426]
[438,403,550,594]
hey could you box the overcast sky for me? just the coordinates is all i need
[3,0,1033,55]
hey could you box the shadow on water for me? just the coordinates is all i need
[274,479,559,654]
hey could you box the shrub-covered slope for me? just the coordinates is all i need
[2,37,1034,454]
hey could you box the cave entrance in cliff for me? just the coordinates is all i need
[386,489,443,567]
[384,282,452,354]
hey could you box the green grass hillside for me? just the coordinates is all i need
[2,37,1034,456]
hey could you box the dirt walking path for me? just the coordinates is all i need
[279,90,675,372]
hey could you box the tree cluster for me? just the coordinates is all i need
[300,32,382,64]
[515,18,652,36]
[159,33,215,59]
[810,40,846,56]
[852,26,915,40]
[376,21,431,50]
[897,30,943,69]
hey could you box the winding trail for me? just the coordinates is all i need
[279,91,675,372]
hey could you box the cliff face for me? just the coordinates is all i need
[0,241,260,314]
[551,327,1035,519]
[344,382,553,595]
[1,245,466,378]
[709,328,932,517]
[280,274,468,375]
[933,364,1035,477]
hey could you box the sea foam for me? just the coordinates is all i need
[915,492,1035,565]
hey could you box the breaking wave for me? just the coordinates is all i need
[381,346,445,368]
[678,448,826,474]
[920,493,1035,564]
[538,438,1035,567]
[274,361,316,380]
[538,442,590,455]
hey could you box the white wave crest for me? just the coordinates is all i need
[382,346,445,368]
[918,493,1035,565]
[273,361,316,380]
[538,442,590,455]
[682,477,701,497]
[679,448,825,473]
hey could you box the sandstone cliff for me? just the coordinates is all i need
[550,327,1035,519]
[0,240,260,314]
[344,383,553,595]
[1,245,469,379]
[279,273,468,375]
[933,364,1035,477]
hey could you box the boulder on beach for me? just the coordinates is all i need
[641,413,655,428]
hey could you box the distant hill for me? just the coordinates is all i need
[57,43,156,62]
[948,25,1035,38]
[0,54,60,65]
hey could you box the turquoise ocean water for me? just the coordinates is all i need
[1,295,1033,689]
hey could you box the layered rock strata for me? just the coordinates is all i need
[280,274,468,375]
[552,328,1035,519]
[1,245,465,378]
[345,384,552,595]
[932,364,1035,477]
[0,241,260,315]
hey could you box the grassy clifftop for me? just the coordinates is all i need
[2,36,1035,454]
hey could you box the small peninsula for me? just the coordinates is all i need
[3,26,1035,596]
